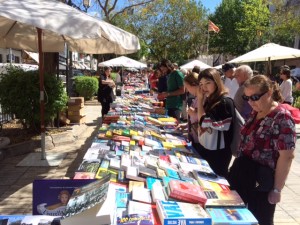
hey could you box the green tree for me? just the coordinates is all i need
[268,0,300,46]
[209,0,270,56]
[114,0,208,63]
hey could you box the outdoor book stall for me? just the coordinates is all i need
[0,75,259,225]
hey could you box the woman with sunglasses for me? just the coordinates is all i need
[197,68,235,178]
[229,75,296,225]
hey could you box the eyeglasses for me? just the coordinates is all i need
[242,91,268,101]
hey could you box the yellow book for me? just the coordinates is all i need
[150,131,165,141]
[130,140,136,146]
[157,117,177,122]
[95,167,108,179]
[105,130,113,138]
[130,130,138,136]
[162,142,175,149]
[147,117,163,126]
[128,181,144,192]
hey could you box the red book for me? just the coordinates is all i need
[159,155,170,163]
[168,180,207,206]
[112,135,131,142]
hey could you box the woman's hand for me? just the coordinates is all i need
[268,190,281,205]
[197,86,205,103]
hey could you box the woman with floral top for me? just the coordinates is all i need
[229,75,296,225]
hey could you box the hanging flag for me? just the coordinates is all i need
[208,20,220,33]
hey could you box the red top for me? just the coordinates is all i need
[240,105,296,169]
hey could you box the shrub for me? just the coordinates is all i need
[74,76,98,100]
[0,65,68,130]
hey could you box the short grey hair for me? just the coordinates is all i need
[236,65,253,78]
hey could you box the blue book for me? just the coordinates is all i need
[156,200,212,225]
[165,169,180,179]
[206,208,258,225]
[116,191,131,208]
[146,177,162,190]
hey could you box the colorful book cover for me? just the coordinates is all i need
[156,200,212,225]
[168,180,207,205]
[206,208,258,225]
[204,190,245,208]
[61,174,111,225]
[116,192,131,208]
[33,179,95,216]
[146,177,162,190]
[77,159,101,173]
[73,172,96,179]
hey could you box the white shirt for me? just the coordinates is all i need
[224,77,239,99]
[280,79,293,104]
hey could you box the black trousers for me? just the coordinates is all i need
[248,191,276,225]
[101,101,110,117]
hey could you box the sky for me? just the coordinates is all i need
[201,0,222,13]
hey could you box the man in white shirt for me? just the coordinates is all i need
[222,63,239,99]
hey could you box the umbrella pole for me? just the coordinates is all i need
[37,28,46,160]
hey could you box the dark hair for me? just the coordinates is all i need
[192,66,201,74]
[243,75,283,102]
[159,59,174,72]
[184,72,199,86]
[104,66,112,72]
[222,63,235,72]
[198,68,228,111]
[280,65,291,78]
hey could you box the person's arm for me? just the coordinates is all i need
[268,149,295,204]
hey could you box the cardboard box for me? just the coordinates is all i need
[68,115,86,124]
[68,108,85,116]
[68,105,84,111]
[68,97,84,107]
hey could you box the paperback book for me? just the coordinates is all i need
[206,208,258,225]
[60,174,110,225]
[33,179,95,216]
[156,200,212,225]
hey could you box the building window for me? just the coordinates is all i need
[0,54,2,63]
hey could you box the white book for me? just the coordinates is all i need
[109,158,121,170]
[126,166,145,182]
[151,181,166,203]
[121,154,131,171]
[132,187,152,203]
[127,200,152,215]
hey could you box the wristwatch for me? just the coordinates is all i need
[273,188,281,193]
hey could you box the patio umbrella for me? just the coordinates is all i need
[0,0,140,159]
[0,0,140,54]
[180,59,211,70]
[229,43,300,63]
[98,56,147,68]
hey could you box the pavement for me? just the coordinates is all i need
[0,99,299,224]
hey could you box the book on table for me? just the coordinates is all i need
[168,179,207,206]
[116,201,154,225]
[60,174,111,225]
[206,208,258,225]
[32,179,96,216]
[156,200,212,225]
[0,215,59,225]
[204,190,245,208]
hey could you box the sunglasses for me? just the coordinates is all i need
[242,91,268,101]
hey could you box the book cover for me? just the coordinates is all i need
[151,181,166,203]
[156,200,212,225]
[139,166,157,178]
[168,180,207,206]
[129,181,144,192]
[116,192,131,208]
[127,200,153,215]
[33,179,95,216]
[192,170,230,186]
[73,172,95,179]
[61,174,111,225]
[77,159,100,173]
[118,170,130,184]
[0,215,26,225]
[206,208,258,225]
[146,177,162,190]
[204,190,245,208]
[18,215,60,225]
[126,166,146,182]
[132,187,152,204]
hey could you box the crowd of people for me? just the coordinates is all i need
[97,60,297,225]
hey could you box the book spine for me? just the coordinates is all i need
[163,218,211,225]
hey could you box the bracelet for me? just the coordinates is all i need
[273,188,281,193]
